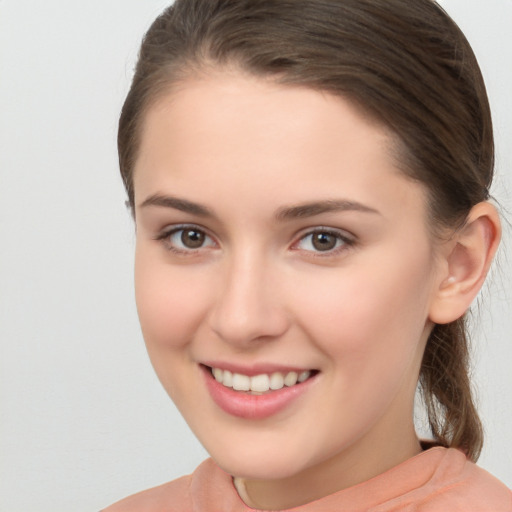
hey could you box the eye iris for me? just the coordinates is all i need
[312,232,337,251]
[181,229,205,248]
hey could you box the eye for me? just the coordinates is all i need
[157,225,216,253]
[294,229,353,254]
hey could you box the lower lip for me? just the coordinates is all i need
[201,366,317,420]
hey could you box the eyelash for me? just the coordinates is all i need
[154,224,217,255]
[154,225,355,257]
[291,228,355,257]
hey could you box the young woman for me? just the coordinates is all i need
[103,0,511,509]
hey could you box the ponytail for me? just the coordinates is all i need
[420,318,483,461]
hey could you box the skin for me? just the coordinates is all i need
[131,71,489,510]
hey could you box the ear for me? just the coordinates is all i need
[429,202,501,325]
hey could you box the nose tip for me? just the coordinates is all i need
[208,266,289,346]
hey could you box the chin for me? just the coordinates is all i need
[202,435,317,480]
[216,455,303,480]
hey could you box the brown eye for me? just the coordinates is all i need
[181,229,205,248]
[161,226,216,252]
[311,232,338,251]
[295,229,351,254]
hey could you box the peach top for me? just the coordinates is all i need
[103,447,511,511]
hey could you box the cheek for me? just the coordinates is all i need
[134,249,210,351]
[288,257,434,442]
[292,250,434,375]
[133,248,217,408]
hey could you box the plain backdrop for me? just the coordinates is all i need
[0,1,510,511]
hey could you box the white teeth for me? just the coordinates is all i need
[211,367,313,393]
[269,372,284,390]
[213,367,223,382]
[284,371,298,387]
[250,374,270,393]
[298,370,311,383]
[232,373,250,391]
[223,370,233,388]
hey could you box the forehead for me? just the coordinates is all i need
[134,72,428,224]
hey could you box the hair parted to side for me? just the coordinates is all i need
[119,0,494,461]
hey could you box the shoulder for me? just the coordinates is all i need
[101,459,240,512]
[416,448,512,511]
[100,459,222,512]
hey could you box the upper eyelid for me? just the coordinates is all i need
[155,224,218,251]
[154,225,217,257]
[294,226,355,242]
[291,227,357,255]
[156,224,354,238]
[155,223,214,239]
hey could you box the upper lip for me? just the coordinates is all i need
[201,361,316,377]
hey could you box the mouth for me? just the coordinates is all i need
[201,364,319,419]
[208,366,318,395]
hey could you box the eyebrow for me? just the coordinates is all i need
[139,194,380,220]
[275,199,380,220]
[139,194,215,217]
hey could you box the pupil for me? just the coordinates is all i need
[182,229,205,248]
[312,232,336,251]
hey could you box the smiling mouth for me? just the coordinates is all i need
[208,366,318,395]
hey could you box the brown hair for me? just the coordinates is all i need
[119,0,493,461]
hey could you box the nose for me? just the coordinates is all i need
[208,251,290,347]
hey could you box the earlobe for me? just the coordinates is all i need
[429,202,501,325]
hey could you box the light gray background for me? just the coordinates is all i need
[0,1,510,511]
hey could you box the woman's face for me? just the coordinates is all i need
[133,72,443,504]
